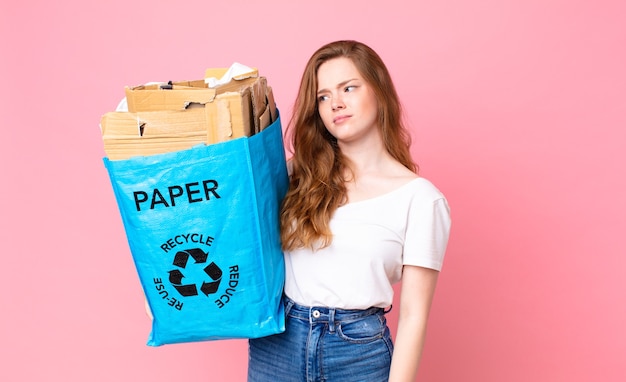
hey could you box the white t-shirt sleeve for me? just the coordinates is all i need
[402,192,451,271]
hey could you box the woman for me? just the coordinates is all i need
[248,40,451,382]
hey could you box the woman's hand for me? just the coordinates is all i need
[144,297,153,320]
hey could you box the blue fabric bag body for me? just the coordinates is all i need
[103,115,288,346]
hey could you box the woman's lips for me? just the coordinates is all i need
[333,115,351,124]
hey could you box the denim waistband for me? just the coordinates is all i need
[283,296,385,327]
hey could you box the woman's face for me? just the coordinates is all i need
[316,57,379,145]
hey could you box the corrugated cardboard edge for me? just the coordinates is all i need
[205,89,253,143]
[125,87,217,112]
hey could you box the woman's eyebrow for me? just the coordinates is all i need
[317,78,358,95]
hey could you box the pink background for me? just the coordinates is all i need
[1,0,625,381]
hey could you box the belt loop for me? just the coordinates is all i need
[284,297,295,316]
[383,304,393,314]
[328,308,336,333]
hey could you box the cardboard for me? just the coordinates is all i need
[205,88,253,144]
[125,68,259,113]
[101,108,212,160]
[125,84,217,113]
[102,68,276,161]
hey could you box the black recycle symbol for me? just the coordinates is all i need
[168,248,223,297]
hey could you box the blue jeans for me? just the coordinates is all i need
[248,296,394,382]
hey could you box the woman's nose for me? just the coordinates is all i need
[331,96,345,110]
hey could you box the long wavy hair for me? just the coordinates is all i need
[280,40,416,251]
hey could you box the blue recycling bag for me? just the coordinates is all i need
[103,114,288,346]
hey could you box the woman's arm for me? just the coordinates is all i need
[388,265,440,382]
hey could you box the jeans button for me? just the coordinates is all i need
[312,310,321,318]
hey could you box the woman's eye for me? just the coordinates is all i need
[318,95,330,102]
